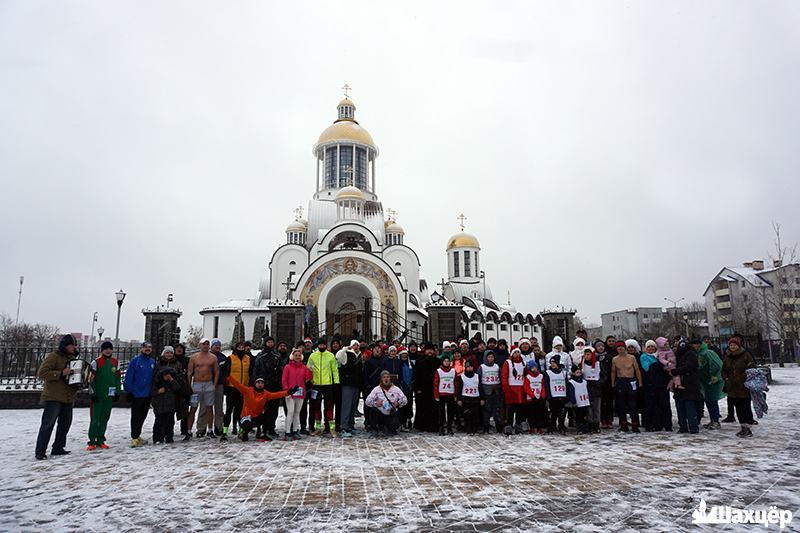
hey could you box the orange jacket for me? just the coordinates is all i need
[226,375,288,418]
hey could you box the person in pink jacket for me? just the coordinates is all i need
[281,348,312,440]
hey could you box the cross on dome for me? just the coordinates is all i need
[457,213,467,231]
[342,83,351,98]
[293,205,304,221]
[387,208,397,222]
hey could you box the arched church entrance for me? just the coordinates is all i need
[324,280,373,341]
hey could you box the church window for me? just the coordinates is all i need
[213,316,219,338]
[464,251,471,277]
[453,251,460,278]
[470,323,479,331]
[500,324,508,331]
[339,146,353,187]
[395,262,401,268]
[486,323,494,331]
[513,324,519,332]
[355,147,368,189]
[324,147,337,188]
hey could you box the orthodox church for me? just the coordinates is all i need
[200,93,542,346]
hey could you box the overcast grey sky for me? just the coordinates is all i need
[2,1,799,340]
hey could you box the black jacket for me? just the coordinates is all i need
[672,345,701,401]
[151,360,182,414]
[338,349,364,389]
[412,355,438,397]
[254,350,288,392]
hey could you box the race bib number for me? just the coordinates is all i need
[553,384,566,393]
[292,386,305,398]
[107,387,116,397]
[310,389,319,400]
[485,375,499,384]
[630,382,637,391]
[440,381,453,391]
[463,387,478,396]
[579,394,588,402]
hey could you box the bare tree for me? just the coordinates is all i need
[764,221,799,366]
[184,324,203,349]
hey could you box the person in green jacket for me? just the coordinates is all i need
[87,341,122,450]
[307,338,339,437]
[693,340,725,430]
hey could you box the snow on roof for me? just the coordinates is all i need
[724,266,774,288]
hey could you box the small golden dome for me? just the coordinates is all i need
[338,98,355,108]
[317,121,375,147]
[335,185,365,202]
[286,219,308,232]
[385,221,405,234]
[447,232,480,250]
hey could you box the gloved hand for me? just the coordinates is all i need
[287,385,299,395]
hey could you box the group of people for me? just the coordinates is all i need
[33,329,766,459]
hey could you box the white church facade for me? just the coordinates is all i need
[200,95,542,346]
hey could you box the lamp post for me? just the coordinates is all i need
[683,313,690,338]
[114,289,126,342]
[664,297,685,337]
[479,270,486,301]
[97,326,104,343]
[90,312,98,344]
[16,276,24,324]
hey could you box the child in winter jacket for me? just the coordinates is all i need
[501,348,527,435]
[456,359,483,434]
[479,351,502,433]
[434,355,456,435]
[567,365,592,434]
[544,356,569,434]
[656,337,682,390]
[523,362,547,434]
[282,348,313,440]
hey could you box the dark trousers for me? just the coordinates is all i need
[399,389,413,426]
[300,394,310,430]
[414,393,438,432]
[506,403,526,428]
[644,386,673,431]
[548,398,567,431]
[438,396,455,430]
[240,413,268,437]
[575,406,590,432]
[153,412,175,443]
[675,398,700,433]
[615,379,639,427]
[482,392,502,429]
[601,384,615,423]
[729,397,754,424]
[333,384,342,431]
[312,385,334,426]
[224,388,243,430]
[460,398,481,433]
[130,396,151,439]
[375,411,401,433]
[528,399,547,429]
[264,396,281,434]
[35,400,73,456]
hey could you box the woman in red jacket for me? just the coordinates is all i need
[501,347,526,435]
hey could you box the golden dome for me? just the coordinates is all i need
[385,221,405,234]
[317,121,375,147]
[335,185,365,202]
[447,232,480,250]
[286,219,308,232]
[338,98,355,108]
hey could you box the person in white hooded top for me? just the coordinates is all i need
[546,337,572,377]
[570,338,588,367]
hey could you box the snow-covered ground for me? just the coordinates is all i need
[1,366,799,532]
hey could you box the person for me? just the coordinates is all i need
[407,341,419,362]
[433,354,456,435]
[456,359,482,434]
[523,357,547,434]
[254,338,287,439]
[544,356,568,434]
[173,343,192,438]
[640,340,671,432]
[694,339,725,430]
[722,335,756,438]
[703,336,723,358]
[330,336,343,433]
[494,339,510,370]
[478,351,502,433]
[151,346,182,444]
[336,340,363,438]
[530,338,547,373]
[383,345,404,388]
[86,340,121,450]
[655,337,681,391]
[225,374,295,441]
[569,338,588,368]
[35,334,79,460]
[282,347,313,440]
[413,342,439,432]
[567,365,592,434]
[581,346,602,433]
[223,340,254,441]
[308,338,339,437]
[670,340,701,434]
[299,338,315,433]
[595,340,614,429]
[186,338,220,440]
[398,348,414,430]
[518,338,534,365]
[439,341,454,362]
[604,336,617,354]
[365,370,408,435]
[124,342,157,447]
[501,347,526,435]
[610,341,642,433]
[204,338,229,438]
[547,337,571,374]
[363,342,386,431]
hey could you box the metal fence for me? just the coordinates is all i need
[0,342,141,388]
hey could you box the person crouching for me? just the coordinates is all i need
[365,370,408,436]
[225,375,296,441]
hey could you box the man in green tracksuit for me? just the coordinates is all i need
[87,341,122,450]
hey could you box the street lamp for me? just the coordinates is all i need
[97,326,104,342]
[90,312,98,344]
[664,297,685,336]
[115,289,126,342]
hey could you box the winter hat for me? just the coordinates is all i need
[380,370,391,378]
[254,377,265,385]
[625,339,641,353]
[199,337,210,345]
[549,355,560,366]
[519,338,531,346]
[645,340,657,351]
[573,338,586,347]
[615,341,626,348]
[141,342,152,348]
[442,341,451,350]
[161,346,174,356]
[728,336,742,348]
[571,364,580,374]
[552,336,564,347]
[584,347,597,367]
[100,341,114,351]
[349,339,360,348]
[210,338,222,347]
[58,334,77,354]
[459,339,469,347]
[510,347,521,356]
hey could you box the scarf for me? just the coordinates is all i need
[640,353,657,372]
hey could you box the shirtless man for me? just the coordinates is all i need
[610,341,643,432]
[186,338,219,439]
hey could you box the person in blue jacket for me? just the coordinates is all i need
[123,342,156,447]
